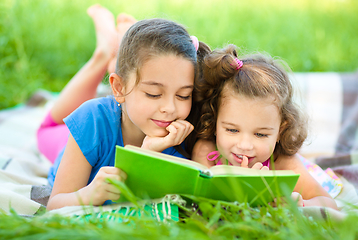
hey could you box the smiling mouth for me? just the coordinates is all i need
[232,153,244,164]
[152,119,173,128]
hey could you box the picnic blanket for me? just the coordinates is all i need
[1,72,358,220]
[294,72,358,197]
[0,99,52,216]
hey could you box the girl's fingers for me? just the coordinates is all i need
[142,119,193,152]
[240,155,249,168]
[100,166,127,181]
[166,120,193,145]
[88,167,126,203]
[175,119,194,135]
[173,120,193,140]
[104,172,122,183]
[251,162,263,170]
[261,166,269,171]
[118,169,127,181]
[241,159,269,170]
[166,124,178,136]
[291,192,304,207]
[104,181,121,194]
[106,191,121,201]
[100,166,121,175]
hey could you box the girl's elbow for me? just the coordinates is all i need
[303,196,338,210]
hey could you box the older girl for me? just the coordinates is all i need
[42,5,209,210]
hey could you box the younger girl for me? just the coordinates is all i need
[42,6,209,210]
[192,45,338,209]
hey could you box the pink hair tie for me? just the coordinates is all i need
[207,151,223,165]
[207,151,221,162]
[207,151,230,165]
[233,58,243,70]
[190,36,199,51]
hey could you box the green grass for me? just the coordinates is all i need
[1,0,358,238]
[0,0,358,110]
[1,177,358,239]
[1,196,358,240]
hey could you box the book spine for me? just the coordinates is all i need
[199,170,213,178]
[193,174,211,198]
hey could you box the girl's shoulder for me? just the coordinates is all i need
[192,139,217,167]
[81,96,119,112]
[64,96,124,169]
[273,154,304,171]
[69,96,121,122]
[64,96,122,147]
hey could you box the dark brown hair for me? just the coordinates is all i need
[196,44,307,157]
[114,18,211,157]
[115,18,206,85]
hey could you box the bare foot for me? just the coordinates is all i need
[116,13,137,43]
[107,13,137,73]
[87,4,118,61]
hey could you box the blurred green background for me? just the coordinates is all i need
[0,0,357,110]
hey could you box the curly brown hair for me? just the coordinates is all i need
[196,44,308,157]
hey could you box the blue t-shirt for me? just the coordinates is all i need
[48,96,186,187]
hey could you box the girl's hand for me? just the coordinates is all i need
[142,119,194,152]
[240,156,269,170]
[269,192,304,208]
[291,192,304,207]
[78,166,126,206]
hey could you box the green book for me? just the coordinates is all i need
[115,145,300,207]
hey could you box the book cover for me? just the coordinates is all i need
[114,145,300,206]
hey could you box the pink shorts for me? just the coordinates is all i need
[37,112,69,163]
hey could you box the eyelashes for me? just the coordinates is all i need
[145,93,191,100]
[177,95,191,100]
[226,128,238,133]
[145,93,160,98]
[225,128,269,138]
[255,133,268,138]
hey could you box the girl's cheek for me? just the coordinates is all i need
[181,102,192,118]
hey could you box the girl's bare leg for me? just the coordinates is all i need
[51,4,118,124]
[37,6,137,162]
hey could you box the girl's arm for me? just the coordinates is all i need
[275,154,338,210]
[47,134,123,210]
